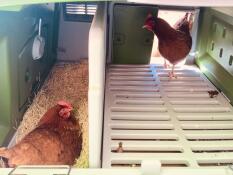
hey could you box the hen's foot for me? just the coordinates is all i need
[168,71,177,79]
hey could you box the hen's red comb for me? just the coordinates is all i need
[58,101,72,109]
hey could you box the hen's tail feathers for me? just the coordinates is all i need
[173,12,189,30]
[188,12,195,30]
[184,12,189,20]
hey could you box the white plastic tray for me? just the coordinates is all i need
[103,64,233,168]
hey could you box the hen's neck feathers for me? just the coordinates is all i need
[152,18,189,40]
[37,105,76,129]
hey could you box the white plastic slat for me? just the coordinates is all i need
[174,106,231,113]
[110,72,153,76]
[109,68,151,72]
[156,69,193,73]
[111,153,189,165]
[160,76,203,81]
[115,99,165,105]
[111,130,179,140]
[109,64,151,68]
[161,82,208,87]
[180,121,233,130]
[111,106,167,112]
[111,140,183,152]
[110,86,159,92]
[185,130,233,140]
[110,120,174,130]
[177,114,233,121]
[195,153,233,162]
[116,93,162,98]
[111,112,170,121]
[158,72,200,77]
[110,81,157,86]
[170,99,220,105]
[189,140,233,151]
[164,87,212,92]
[167,93,210,98]
[110,76,154,81]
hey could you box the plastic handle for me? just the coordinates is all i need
[38,18,42,36]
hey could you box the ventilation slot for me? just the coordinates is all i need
[213,23,217,33]
[112,150,182,153]
[198,162,233,167]
[111,163,188,167]
[229,55,233,66]
[111,160,188,168]
[193,150,233,153]
[222,28,226,38]
[111,163,141,167]
[219,48,223,58]
[211,41,215,51]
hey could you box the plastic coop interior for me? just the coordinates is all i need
[89,1,233,173]
[1,1,233,175]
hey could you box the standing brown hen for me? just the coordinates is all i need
[0,101,82,167]
[143,12,193,78]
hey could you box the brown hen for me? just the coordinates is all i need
[0,101,82,167]
[143,13,193,78]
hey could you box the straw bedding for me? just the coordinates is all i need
[15,59,88,168]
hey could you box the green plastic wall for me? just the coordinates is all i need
[196,7,233,104]
[112,4,157,64]
[0,4,60,145]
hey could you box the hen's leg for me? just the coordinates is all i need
[164,59,169,69]
[168,65,177,79]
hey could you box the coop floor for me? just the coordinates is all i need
[102,64,233,168]
[10,59,88,168]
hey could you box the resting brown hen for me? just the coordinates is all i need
[0,101,82,167]
[143,13,193,78]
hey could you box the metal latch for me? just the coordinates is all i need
[141,160,161,175]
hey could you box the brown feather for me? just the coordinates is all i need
[144,13,192,65]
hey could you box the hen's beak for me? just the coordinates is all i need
[142,25,148,29]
